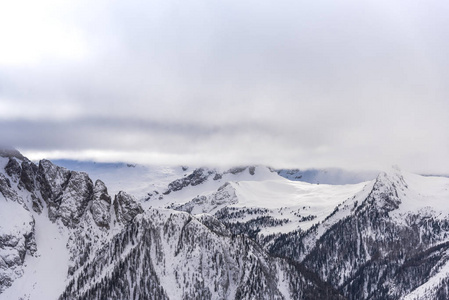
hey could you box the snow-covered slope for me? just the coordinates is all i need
[171,174,369,237]
[2,149,449,300]
[1,207,69,300]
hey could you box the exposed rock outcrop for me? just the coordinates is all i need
[113,191,144,224]
[90,179,112,228]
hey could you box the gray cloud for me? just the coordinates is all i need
[1,0,448,173]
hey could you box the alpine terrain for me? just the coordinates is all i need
[1,149,449,299]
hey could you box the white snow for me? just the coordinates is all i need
[229,178,370,234]
[0,206,70,300]
[395,172,449,215]
[0,194,32,235]
[231,179,366,210]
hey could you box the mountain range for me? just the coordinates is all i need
[1,149,449,299]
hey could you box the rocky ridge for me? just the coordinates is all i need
[0,150,143,295]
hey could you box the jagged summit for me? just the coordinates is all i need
[361,167,408,212]
[0,153,144,297]
[369,166,449,216]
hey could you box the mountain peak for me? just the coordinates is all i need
[360,168,409,212]
[376,165,408,186]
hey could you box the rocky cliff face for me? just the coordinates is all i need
[113,191,144,225]
[162,166,258,196]
[37,159,95,227]
[0,156,37,293]
[90,179,112,228]
[171,182,239,214]
[0,150,144,295]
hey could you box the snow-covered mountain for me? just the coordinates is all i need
[2,149,449,299]
[269,167,449,300]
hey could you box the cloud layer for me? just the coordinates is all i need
[1,0,448,173]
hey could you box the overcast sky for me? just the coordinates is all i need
[1,0,448,173]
